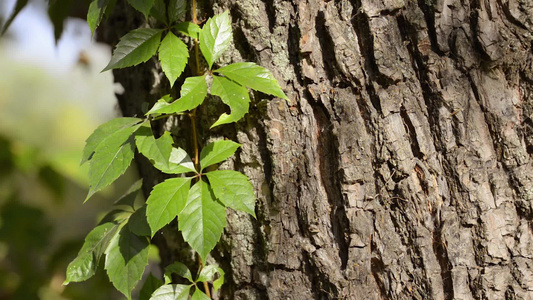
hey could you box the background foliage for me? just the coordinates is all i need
[0,1,148,299]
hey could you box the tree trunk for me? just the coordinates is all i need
[100,0,533,298]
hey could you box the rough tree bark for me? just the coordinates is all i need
[100,0,533,299]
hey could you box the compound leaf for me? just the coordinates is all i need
[199,10,232,69]
[206,170,255,217]
[86,124,141,201]
[150,284,191,300]
[103,28,163,71]
[146,178,192,236]
[64,222,120,284]
[215,62,288,99]
[82,117,142,165]
[127,0,154,19]
[210,75,250,128]
[146,76,207,115]
[199,140,240,171]
[178,180,226,261]
[159,32,189,87]
[164,262,193,283]
[139,274,163,300]
[105,226,150,300]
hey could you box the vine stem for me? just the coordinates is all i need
[191,0,211,298]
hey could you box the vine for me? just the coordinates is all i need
[63,0,287,299]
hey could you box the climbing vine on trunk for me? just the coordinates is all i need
[63,1,287,299]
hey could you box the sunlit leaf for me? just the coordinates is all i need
[103,28,164,71]
[87,0,116,37]
[82,117,142,165]
[210,75,250,127]
[191,289,211,300]
[197,265,224,292]
[105,226,150,299]
[140,274,163,300]
[215,62,288,99]
[127,0,155,19]
[206,170,255,217]
[135,124,196,174]
[150,284,191,300]
[173,22,200,39]
[178,180,226,261]
[146,76,207,115]
[199,10,232,69]
[86,123,141,202]
[169,148,196,174]
[164,262,193,283]
[159,32,189,87]
[64,222,120,284]
[146,178,192,236]
[199,140,240,171]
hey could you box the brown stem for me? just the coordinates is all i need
[190,0,201,171]
[191,1,211,298]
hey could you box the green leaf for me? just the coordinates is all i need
[169,148,196,173]
[82,117,142,165]
[199,140,240,171]
[64,222,120,284]
[206,170,256,217]
[105,226,150,299]
[135,124,196,174]
[215,62,288,99]
[86,123,141,202]
[48,0,74,41]
[129,205,151,236]
[150,0,167,24]
[210,75,250,127]
[146,76,207,115]
[99,210,132,225]
[150,284,191,300]
[159,32,189,87]
[197,265,224,292]
[103,28,164,71]
[140,274,163,300]
[1,0,28,35]
[127,0,155,19]
[191,289,211,300]
[168,0,186,24]
[178,180,226,261]
[114,179,143,210]
[146,178,192,236]
[87,0,116,37]
[199,10,232,69]
[164,262,193,283]
[173,22,200,39]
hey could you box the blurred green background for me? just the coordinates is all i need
[0,1,151,299]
